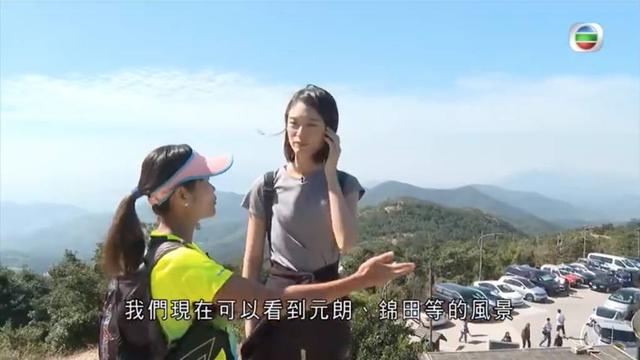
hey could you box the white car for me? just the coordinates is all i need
[498,276,548,302]
[603,288,640,319]
[473,280,525,307]
[587,318,636,348]
[587,306,627,325]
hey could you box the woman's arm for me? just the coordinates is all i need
[242,214,265,282]
[241,213,266,336]
[326,174,359,252]
[324,128,359,252]
[218,251,414,317]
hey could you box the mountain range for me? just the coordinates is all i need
[1,175,637,273]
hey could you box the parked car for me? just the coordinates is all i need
[470,286,499,313]
[434,283,480,318]
[567,263,596,285]
[590,273,622,293]
[587,306,627,324]
[498,275,548,302]
[473,280,525,307]
[581,258,614,274]
[558,264,589,285]
[615,269,634,287]
[541,264,581,288]
[588,253,640,272]
[505,265,566,296]
[603,288,640,320]
[587,318,636,348]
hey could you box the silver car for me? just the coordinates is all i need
[498,276,548,302]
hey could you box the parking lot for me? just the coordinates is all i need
[416,286,611,352]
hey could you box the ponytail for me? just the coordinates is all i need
[102,193,145,277]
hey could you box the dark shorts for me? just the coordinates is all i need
[241,261,352,360]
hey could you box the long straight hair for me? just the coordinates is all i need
[102,144,196,277]
[283,84,339,164]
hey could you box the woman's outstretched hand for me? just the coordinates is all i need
[355,251,415,288]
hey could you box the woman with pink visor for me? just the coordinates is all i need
[100,144,414,360]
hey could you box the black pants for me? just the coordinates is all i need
[242,261,351,360]
[522,338,531,348]
[556,324,565,337]
[539,332,551,347]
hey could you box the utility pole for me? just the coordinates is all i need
[582,225,594,259]
[478,232,503,281]
[429,259,433,348]
[636,227,640,258]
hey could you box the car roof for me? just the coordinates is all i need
[615,287,640,295]
[437,283,466,292]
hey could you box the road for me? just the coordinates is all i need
[420,286,611,352]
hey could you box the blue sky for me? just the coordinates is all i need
[1,1,639,210]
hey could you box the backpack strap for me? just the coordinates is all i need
[144,236,184,271]
[262,170,276,257]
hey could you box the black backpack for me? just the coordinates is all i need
[98,235,235,360]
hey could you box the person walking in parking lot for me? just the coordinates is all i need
[459,320,470,343]
[556,309,566,338]
[539,318,552,347]
[554,333,563,347]
[521,323,531,348]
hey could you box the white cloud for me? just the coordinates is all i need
[1,69,638,210]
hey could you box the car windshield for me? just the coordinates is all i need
[498,284,514,293]
[539,274,554,282]
[559,270,570,276]
[595,307,621,319]
[609,291,635,304]
[469,290,488,301]
[599,328,636,342]
[521,279,536,288]
[622,259,636,268]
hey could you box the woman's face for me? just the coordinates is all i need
[286,101,326,159]
[176,180,217,220]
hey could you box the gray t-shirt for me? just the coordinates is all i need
[241,165,365,272]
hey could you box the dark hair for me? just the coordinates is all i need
[102,144,197,277]
[283,84,339,164]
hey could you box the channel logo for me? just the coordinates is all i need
[569,23,603,52]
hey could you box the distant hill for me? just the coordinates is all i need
[358,197,524,246]
[361,181,561,235]
[470,184,606,227]
[0,192,248,272]
[496,170,640,221]
[0,202,89,240]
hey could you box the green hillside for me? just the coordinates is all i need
[361,181,561,235]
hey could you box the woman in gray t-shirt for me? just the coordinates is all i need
[241,85,365,360]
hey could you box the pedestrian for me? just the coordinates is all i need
[501,331,512,342]
[521,323,531,349]
[554,333,563,347]
[539,318,552,347]
[459,320,470,343]
[556,309,566,338]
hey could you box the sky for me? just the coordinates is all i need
[1,1,639,211]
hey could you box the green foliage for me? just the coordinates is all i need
[350,294,421,360]
[43,250,104,351]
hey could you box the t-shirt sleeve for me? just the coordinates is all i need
[342,173,366,201]
[241,175,265,219]
[157,248,234,304]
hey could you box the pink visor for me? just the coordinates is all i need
[148,152,233,206]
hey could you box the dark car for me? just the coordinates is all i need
[590,273,622,293]
[615,269,634,287]
[505,265,565,296]
[434,283,493,321]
